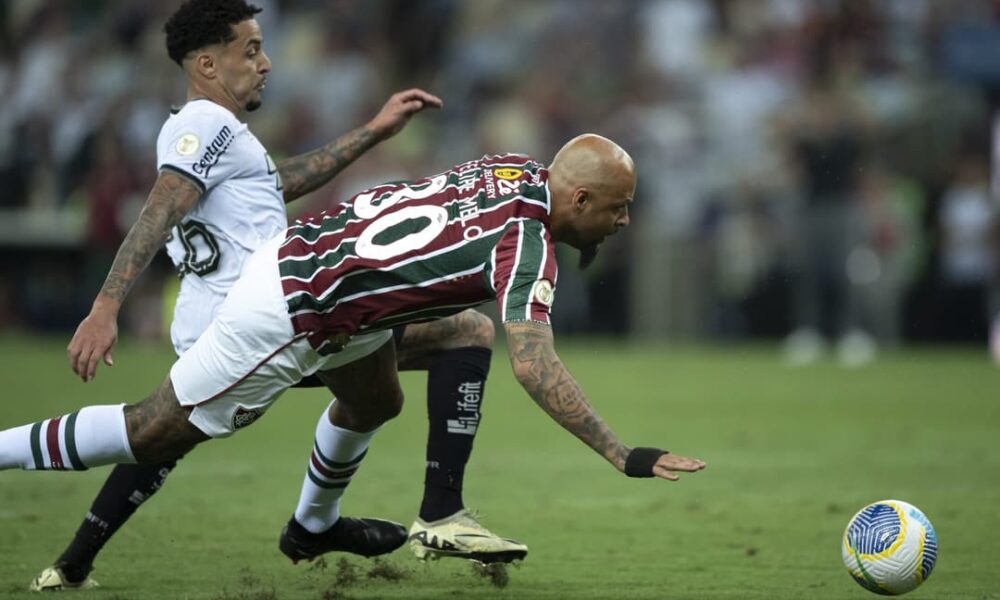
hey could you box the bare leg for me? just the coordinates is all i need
[124,377,210,464]
[317,338,405,431]
[396,309,494,371]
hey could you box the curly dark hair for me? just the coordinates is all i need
[164,0,262,66]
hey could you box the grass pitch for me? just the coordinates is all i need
[0,334,998,599]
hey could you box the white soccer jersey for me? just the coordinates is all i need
[156,99,286,354]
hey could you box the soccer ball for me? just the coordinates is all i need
[841,499,938,595]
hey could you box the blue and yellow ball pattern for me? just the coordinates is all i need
[842,500,938,595]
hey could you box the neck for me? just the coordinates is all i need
[546,182,574,245]
[187,81,241,117]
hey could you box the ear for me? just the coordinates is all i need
[572,188,589,212]
[190,51,218,79]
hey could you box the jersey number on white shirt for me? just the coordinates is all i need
[176,221,221,276]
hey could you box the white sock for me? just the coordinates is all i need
[293,400,376,533]
[0,404,135,471]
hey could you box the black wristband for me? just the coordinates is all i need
[624,447,668,478]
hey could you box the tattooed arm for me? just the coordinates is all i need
[277,88,443,203]
[276,126,378,204]
[505,320,708,480]
[67,171,202,382]
[504,320,631,471]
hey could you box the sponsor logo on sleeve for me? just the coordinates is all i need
[175,133,200,156]
[191,125,234,178]
[532,279,554,307]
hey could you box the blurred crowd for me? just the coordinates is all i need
[1,0,999,363]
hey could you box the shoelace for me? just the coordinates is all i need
[457,508,489,532]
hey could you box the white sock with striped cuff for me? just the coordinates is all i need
[0,404,136,471]
[293,400,377,534]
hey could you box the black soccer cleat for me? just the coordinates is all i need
[279,515,408,563]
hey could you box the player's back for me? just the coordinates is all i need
[278,154,555,351]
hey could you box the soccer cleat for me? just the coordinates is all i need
[279,515,407,563]
[408,509,528,564]
[29,566,99,592]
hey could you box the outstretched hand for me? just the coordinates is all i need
[367,88,443,140]
[67,308,118,382]
[652,453,706,482]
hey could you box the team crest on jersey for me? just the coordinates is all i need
[493,167,523,181]
[532,279,555,307]
[175,133,200,156]
[232,406,262,430]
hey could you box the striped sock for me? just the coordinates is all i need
[293,400,376,533]
[0,405,135,471]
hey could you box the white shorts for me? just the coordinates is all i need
[169,234,392,438]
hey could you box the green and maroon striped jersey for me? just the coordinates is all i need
[278,154,559,353]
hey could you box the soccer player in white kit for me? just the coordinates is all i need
[23,0,523,590]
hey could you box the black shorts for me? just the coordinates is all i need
[292,325,407,389]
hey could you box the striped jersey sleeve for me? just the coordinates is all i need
[487,219,558,324]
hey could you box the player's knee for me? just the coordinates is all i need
[124,386,207,464]
[458,309,495,349]
[124,418,192,464]
[378,386,405,422]
[339,388,403,431]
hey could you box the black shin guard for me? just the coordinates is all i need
[56,459,179,581]
[419,346,491,522]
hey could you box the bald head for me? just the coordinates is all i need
[547,134,636,262]
[549,134,635,197]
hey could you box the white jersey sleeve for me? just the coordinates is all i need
[155,99,288,355]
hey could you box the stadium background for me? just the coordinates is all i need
[1,2,999,599]
[1,0,999,352]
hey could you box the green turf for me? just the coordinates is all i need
[1,334,998,599]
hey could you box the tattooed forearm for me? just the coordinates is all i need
[97,171,201,308]
[278,126,378,203]
[504,321,630,470]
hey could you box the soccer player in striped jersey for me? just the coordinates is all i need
[15,0,521,591]
[0,132,706,573]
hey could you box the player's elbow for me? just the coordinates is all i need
[509,360,539,394]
